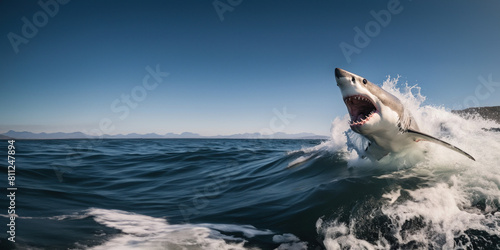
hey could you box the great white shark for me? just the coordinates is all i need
[334,68,475,161]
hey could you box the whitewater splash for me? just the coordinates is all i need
[16,208,307,250]
[312,76,500,248]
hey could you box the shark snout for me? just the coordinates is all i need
[335,68,349,79]
[335,68,352,87]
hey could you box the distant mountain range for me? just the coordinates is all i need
[0,130,329,140]
[0,134,14,140]
[3,106,498,140]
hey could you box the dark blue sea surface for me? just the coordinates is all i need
[1,138,499,249]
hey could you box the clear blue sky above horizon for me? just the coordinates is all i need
[1,0,499,136]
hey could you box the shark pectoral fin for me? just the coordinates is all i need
[407,129,475,161]
[365,142,390,161]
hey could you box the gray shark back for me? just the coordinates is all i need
[366,81,419,132]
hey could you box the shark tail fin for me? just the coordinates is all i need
[407,129,475,161]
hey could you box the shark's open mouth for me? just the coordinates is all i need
[344,95,378,127]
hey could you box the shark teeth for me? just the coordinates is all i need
[343,95,378,127]
[344,96,370,103]
[349,111,376,126]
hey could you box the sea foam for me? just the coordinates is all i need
[318,76,500,249]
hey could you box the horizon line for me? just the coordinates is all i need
[0,130,331,140]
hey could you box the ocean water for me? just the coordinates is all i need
[2,79,500,249]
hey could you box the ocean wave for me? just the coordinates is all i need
[82,208,307,250]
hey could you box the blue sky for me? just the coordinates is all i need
[1,0,499,136]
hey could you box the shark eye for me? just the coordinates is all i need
[351,77,355,82]
[363,79,367,84]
